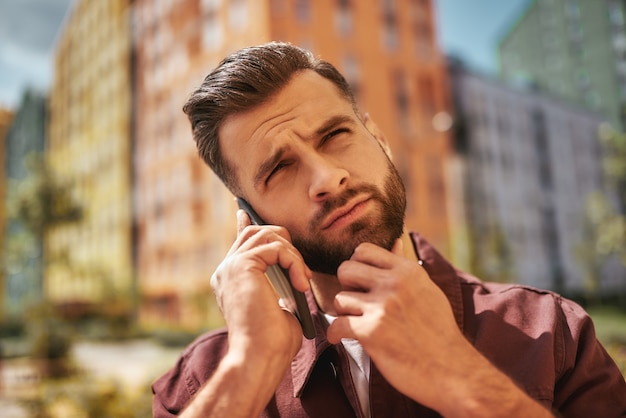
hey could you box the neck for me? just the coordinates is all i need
[310,230,416,316]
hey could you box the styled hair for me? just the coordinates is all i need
[182,42,357,194]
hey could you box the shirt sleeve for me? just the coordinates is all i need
[553,297,626,417]
[152,355,193,417]
[151,330,230,417]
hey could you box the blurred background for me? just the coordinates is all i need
[1,0,625,416]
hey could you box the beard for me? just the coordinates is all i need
[291,159,406,275]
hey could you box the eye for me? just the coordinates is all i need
[265,161,290,184]
[322,128,350,145]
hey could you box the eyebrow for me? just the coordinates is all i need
[315,114,355,137]
[252,114,357,188]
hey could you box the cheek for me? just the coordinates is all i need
[350,148,390,184]
[262,192,311,232]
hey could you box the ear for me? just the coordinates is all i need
[362,113,393,160]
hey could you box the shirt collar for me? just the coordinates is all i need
[408,232,465,331]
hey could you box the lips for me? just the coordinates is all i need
[320,196,371,230]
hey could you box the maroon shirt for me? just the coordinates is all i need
[152,233,626,417]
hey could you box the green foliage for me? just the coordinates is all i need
[22,378,153,418]
[598,124,626,206]
[0,318,25,338]
[582,125,626,265]
[2,153,85,318]
[588,306,626,377]
[25,303,75,379]
[584,192,626,264]
[150,327,203,348]
[579,124,626,302]
[469,222,515,283]
[7,153,83,234]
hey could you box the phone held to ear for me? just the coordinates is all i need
[237,197,316,340]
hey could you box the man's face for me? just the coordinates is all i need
[219,70,406,274]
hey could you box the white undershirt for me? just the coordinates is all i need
[325,314,371,418]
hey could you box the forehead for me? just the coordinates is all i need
[219,70,356,192]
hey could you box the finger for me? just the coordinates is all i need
[231,224,312,290]
[334,291,366,316]
[248,239,312,292]
[237,209,252,233]
[337,260,379,291]
[350,242,398,269]
[224,230,310,287]
[237,223,294,247]
[326,315,359,344]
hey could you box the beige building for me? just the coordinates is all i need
[133,0,457,330]
[47,0,134,314]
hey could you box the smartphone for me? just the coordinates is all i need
[237,197,316,339]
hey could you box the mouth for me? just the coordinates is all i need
[320,196,372,230]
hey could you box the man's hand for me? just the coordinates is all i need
[211,209,311,360]
[326,239,553,418]
[180,209,311,418]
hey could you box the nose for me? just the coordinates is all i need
[307,155,349,202]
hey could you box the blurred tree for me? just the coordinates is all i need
[469,221,515,284]
[599,124,626,212]
[24,377,153,418]
[580,125,626,301]
[3,154,83,315]
[8,154,83,235]
[3,154,83,366]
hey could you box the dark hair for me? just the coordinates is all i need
[183,41,357,194]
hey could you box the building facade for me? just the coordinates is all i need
[449,61,622,295]
[3,90,46,318]
[499,0,626,130]
[132,0,457,329]
[47,0,135,313]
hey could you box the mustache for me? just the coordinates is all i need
[309,184,382,230]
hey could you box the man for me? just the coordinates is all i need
[152,42,626,417]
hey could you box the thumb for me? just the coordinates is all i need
[236,209,252,234]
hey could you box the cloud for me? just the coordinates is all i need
[0,0,72,107]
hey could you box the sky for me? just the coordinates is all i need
[0,0,72,108]
[0,0,532,110]
[435,0,532,73]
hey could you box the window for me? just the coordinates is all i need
[426,157,445,217]
[416,74,435,116]
[270,0,285,15]
[565,2,580,18]
[341,53,360,98]
[335,0,352,36]
[295,0,311,22]
[229,0,248,31]
[575,68,590,87]
[393,70,409,131]
[610,4,625,26]
[413,21,432,58]
[202,9,223,51]
[202,0,222,12]
[381,0,398,50]
[409,0,427,20]
[531,108,553,191]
